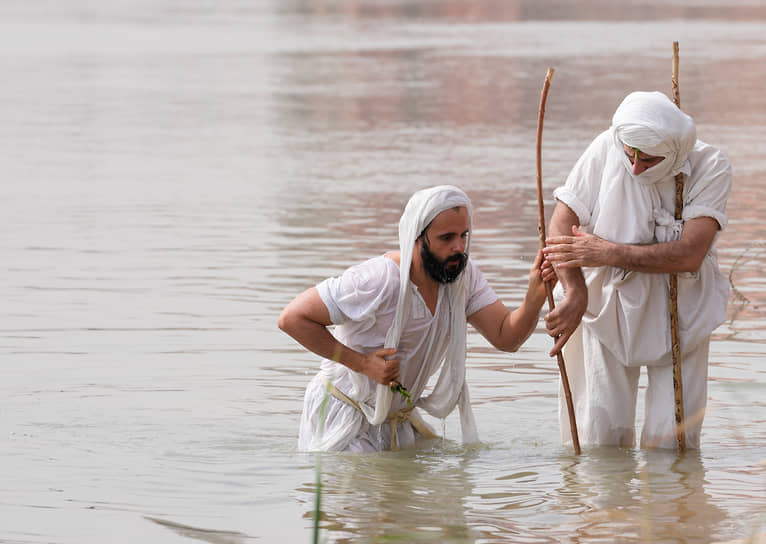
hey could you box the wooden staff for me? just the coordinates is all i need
[670,41,686,453]
[536,67,581,455]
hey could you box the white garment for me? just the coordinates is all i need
[559,324,709,449]
[552,91,732,448]
[298,256,498,452]
[553,132,731,363]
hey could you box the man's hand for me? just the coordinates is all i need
[544,225,614,269]
[362,347,400,386]
[528,249,557,303]
[543,288,586,356]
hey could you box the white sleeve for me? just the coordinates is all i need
[464,260,499,317]
[683,142,732,230]
[315,257,397,325]
[553,130,612,227]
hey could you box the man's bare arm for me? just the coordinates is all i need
[277,287,400,385]
[543,202,588,355]
[468,250,552,352]
[544,216,719,274]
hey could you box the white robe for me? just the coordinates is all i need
[298,256,498,452]
[554,131,731,364]
[553,92,732,447]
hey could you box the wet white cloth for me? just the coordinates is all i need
[298,256,497,451]
[298,185,496,452]
[552,91,732,447]
[553,92,731,364]
[559,324,709,449]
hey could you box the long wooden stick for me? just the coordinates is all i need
[536,67,581,455]
[670,41,686,453]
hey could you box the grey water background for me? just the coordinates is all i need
[1,1,765,542]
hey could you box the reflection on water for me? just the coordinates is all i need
[1,1,765,543]
[555,450,727,543]
[300,448,750,543]
[307,449,477,543]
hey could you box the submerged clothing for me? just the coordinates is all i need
[553,92,732,448]
[559,325,709,449]
[298,256,498,452]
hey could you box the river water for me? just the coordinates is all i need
[1,1,765,543]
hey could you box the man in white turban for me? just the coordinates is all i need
[543,91,732,449]
[279,185,552,452]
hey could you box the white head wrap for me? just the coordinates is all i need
[364,185,479,444]
[612,91,696,185]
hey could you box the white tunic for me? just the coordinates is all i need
[554,129,732,364]
[553,91,733,448]
[298,255,498,452]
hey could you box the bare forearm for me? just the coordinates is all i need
[548,202,587,294]
[277,287,368,373]
[603,239,706,274]
[502,291,546,352]
[279,315,367,372]
[544,202,588,354]
[546,216,719,275]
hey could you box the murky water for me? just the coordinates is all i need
[1,1,765,543]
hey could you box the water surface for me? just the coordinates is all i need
[1,1,765,543]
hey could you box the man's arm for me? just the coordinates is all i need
[468,250,551,352]
[542,202,588,355]
[544,216,719,273]
[277,287,400,385]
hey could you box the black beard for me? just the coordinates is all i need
[420,238,467,284]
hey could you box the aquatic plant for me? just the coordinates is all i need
[390,382,412,405]
[312,390,330,544]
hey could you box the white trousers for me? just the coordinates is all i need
[559,324,709,449]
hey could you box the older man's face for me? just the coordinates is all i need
[622,143,665,175]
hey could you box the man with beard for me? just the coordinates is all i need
[279,185,552,452]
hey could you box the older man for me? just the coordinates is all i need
[543,91,732,449]
[279,185,552,452]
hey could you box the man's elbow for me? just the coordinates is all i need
[678,262,702,275]
[277,307,296,335]
[493,334,525,353]
[498,342,521,354]
[678,252,707,274]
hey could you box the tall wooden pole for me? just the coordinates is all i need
[536,68,581,455]
[670,41,686,453]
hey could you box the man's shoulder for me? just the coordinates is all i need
[319,255,399,304]
[688,140,732,177]
[465,257,482,276]
[585,129,614,154]
[463,258,489,290]
[343,255,398,281]
[690,139,730,162]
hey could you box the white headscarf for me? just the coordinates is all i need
[612,91,697,185]
[363,185,479,444]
